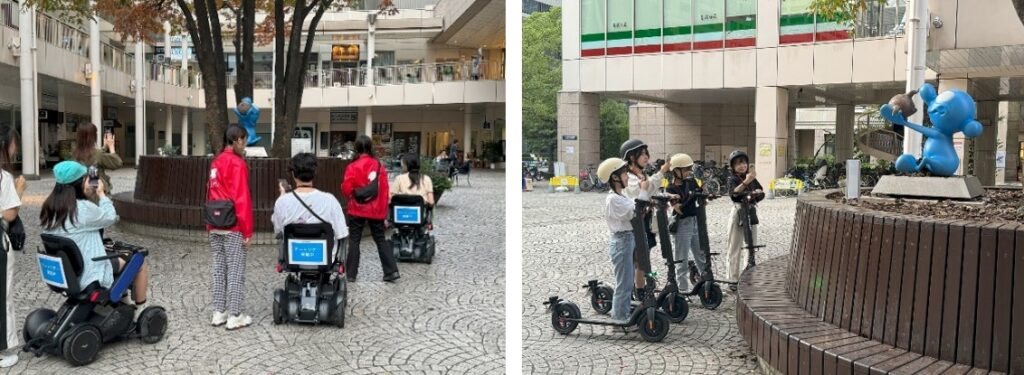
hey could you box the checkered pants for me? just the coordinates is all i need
[210,232,246,316]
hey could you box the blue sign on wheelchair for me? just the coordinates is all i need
[37,254,68,289]
[393,206,421,224]
[288,239,328,266]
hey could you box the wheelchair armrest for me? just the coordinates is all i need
[92,252,127,262]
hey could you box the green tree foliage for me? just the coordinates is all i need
[524,7,631,162]
[523,8,562,160]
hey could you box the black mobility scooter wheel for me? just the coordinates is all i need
[660,294,689,323]
[699,283,723,310]
[272,290,286,325]
[62,324,102,366]
[589,285,614,315]
[637,310,671,342]
[332,301,346,328]
[137,306,168,344]
[23,308,57,343]
[551,302,580,335]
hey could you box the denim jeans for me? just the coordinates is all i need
[672,216,703,291]
[608,231,635,322]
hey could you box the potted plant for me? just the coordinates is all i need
[482,141,504,169]
[420,157,453,204]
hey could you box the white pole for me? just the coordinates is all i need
[903,0,928,158]
[18,4,37,177]
[165,105,172,147]
[89,1,102,147]
[180,33,189,155]
[367,15,375,87]
[271,38,275,145]
[135,41,145,165]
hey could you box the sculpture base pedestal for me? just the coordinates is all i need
[871,175,984,200]
[245,147,268,158]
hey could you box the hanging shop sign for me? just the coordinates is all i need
[332,44,360,62]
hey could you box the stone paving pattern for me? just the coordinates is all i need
[522,184,797,374]
[3,168,505,374]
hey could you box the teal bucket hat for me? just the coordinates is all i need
[53,161,87,184]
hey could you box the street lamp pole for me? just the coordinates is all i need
[903,0,928,157]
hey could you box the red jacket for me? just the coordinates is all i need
[206,148,254,239]
[342,154,389,220]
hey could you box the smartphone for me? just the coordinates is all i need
[278,179,292,192]
[88,166,99,189]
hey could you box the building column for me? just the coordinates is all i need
[629,102,666,159]
[134,41,146,165]
[754,87,790,183]
[364,107,372,137]
[18,3,38,178]
[464,105,473,158]
[366,14,375,87]
[835,104,855,161]
[557,91,600,176]
[180,108,189,156]
[664,104,703,159]
[974,100,999,185]
[995,101,1020,185]
[164,105,173,147]
[89,0,102,145]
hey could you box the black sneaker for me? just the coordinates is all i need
[383,272,401,282]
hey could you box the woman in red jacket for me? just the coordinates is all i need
[206,125,254,330]
[342,135,400,282]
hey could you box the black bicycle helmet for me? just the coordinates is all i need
[619,139,647,160]
[728,150,749,168]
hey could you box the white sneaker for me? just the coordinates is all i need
[0,352,18,368]
[211,311,228,327]
[226,314,252,330]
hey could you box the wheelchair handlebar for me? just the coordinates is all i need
[91,253,126,262]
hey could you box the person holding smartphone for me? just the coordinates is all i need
[73,123,122,200]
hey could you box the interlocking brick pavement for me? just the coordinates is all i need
[522,183,797,374]
[3,168,504,374]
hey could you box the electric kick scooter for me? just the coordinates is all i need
[545,197,673,342]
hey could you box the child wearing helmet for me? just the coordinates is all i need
[619,139,670,299]
[598,157,637,322]
[725,150,763,290]
[665,153,706,292]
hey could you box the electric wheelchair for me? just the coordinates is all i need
[389,194,436,264]
[23,234,167,366]
[272,223,348,327]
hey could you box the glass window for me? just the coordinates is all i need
[581,0,606,57]
[693,0,724,50]
[780,0,814,44]
[634,0,662,53]
[664,0,694,52]
[725,0,756,47]
[607,0,633,55]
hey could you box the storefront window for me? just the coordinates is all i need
[693,0,725,50]
[663,0,694,52]
[580,0,606,57]
[724,0,756,47]
[634,0,661,53]
[780,0,815,44]
[606,0,633,55]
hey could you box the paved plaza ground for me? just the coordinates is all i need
[3,168,505,374]
[522,183,797,374]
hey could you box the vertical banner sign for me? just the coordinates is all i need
[724,0,756,47]
[581,0,607,57]
[663,0,693,52]
[780,0,814,44]
[606,0,633,55]
[693,0,725,50]
[634,0,662,53]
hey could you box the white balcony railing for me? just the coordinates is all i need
[225,60,504,89]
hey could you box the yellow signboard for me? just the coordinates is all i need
[554,176,579,186]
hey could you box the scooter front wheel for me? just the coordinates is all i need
[551,302,581,335]
[700,283,724,310]
[660,294,689,323]
[637,310,671,342]
[590,285,614,315]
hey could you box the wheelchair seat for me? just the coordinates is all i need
[38,234,99,301]
[390,194,432,228]
[280,223,338,274]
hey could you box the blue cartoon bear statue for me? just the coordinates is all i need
[879,83,983,177]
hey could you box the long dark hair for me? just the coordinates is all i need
[74,123,98,163]
[40,178,88,231]
[402,153,421,190]
[0,124,19,172]
[625,147,649,179]
[354,135,374,158]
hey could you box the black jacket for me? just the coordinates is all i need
[667,178,700,218]
[726,173,764,204]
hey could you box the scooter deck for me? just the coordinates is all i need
[568,317,635,327]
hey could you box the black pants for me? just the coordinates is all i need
[346,216,399,278]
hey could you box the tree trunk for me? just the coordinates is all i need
[177,0,230,152]
[233,0,255,104]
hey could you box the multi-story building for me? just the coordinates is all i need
[557,0,1024,185]
[0,0,505,176]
